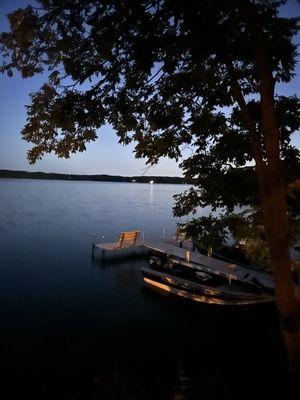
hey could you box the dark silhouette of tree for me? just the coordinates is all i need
[1,0,300,368]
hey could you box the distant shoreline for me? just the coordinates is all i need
[0,169,187,185]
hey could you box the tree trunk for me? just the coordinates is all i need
[249,20,300,369]
[260,171,300,370]
[225,10,300,369]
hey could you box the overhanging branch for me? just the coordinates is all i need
[225,59,266,178]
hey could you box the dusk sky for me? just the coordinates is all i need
[0,0,299,176]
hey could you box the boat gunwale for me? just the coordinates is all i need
[142,275,274,306]
[141,267,274,302]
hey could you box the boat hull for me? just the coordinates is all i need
[141,267,274,306]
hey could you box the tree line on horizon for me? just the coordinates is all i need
[0,169,186,184]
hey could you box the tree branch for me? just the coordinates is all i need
[225,59,266,177]
[240,2,281,174]
[252,22,280,171]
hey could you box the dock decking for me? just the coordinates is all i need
[143,241,274,289]
[92,235,275,289]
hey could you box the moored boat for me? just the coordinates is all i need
[141,256,275,306]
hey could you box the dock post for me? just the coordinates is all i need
[102,249,105,258]
[92,243,95,259]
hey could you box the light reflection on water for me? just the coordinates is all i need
[0,179,290,399]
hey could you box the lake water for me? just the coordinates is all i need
[0,179,294,399]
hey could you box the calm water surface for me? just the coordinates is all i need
[0,179,293,399]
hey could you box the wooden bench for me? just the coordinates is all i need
[92,230,141,257]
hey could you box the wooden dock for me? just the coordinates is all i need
[91,234,300,297]
[92,232,275,289]
[143,241,275,289]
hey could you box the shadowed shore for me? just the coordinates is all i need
[0,169,186,184]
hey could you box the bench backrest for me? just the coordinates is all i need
[117,230,140,248]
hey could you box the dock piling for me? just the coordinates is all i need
[163,227,166,241]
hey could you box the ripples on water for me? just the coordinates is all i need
[0,179,293,399]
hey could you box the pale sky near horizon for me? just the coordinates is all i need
[0,0,299,176]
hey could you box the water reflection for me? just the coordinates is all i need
[149,181,154,205]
